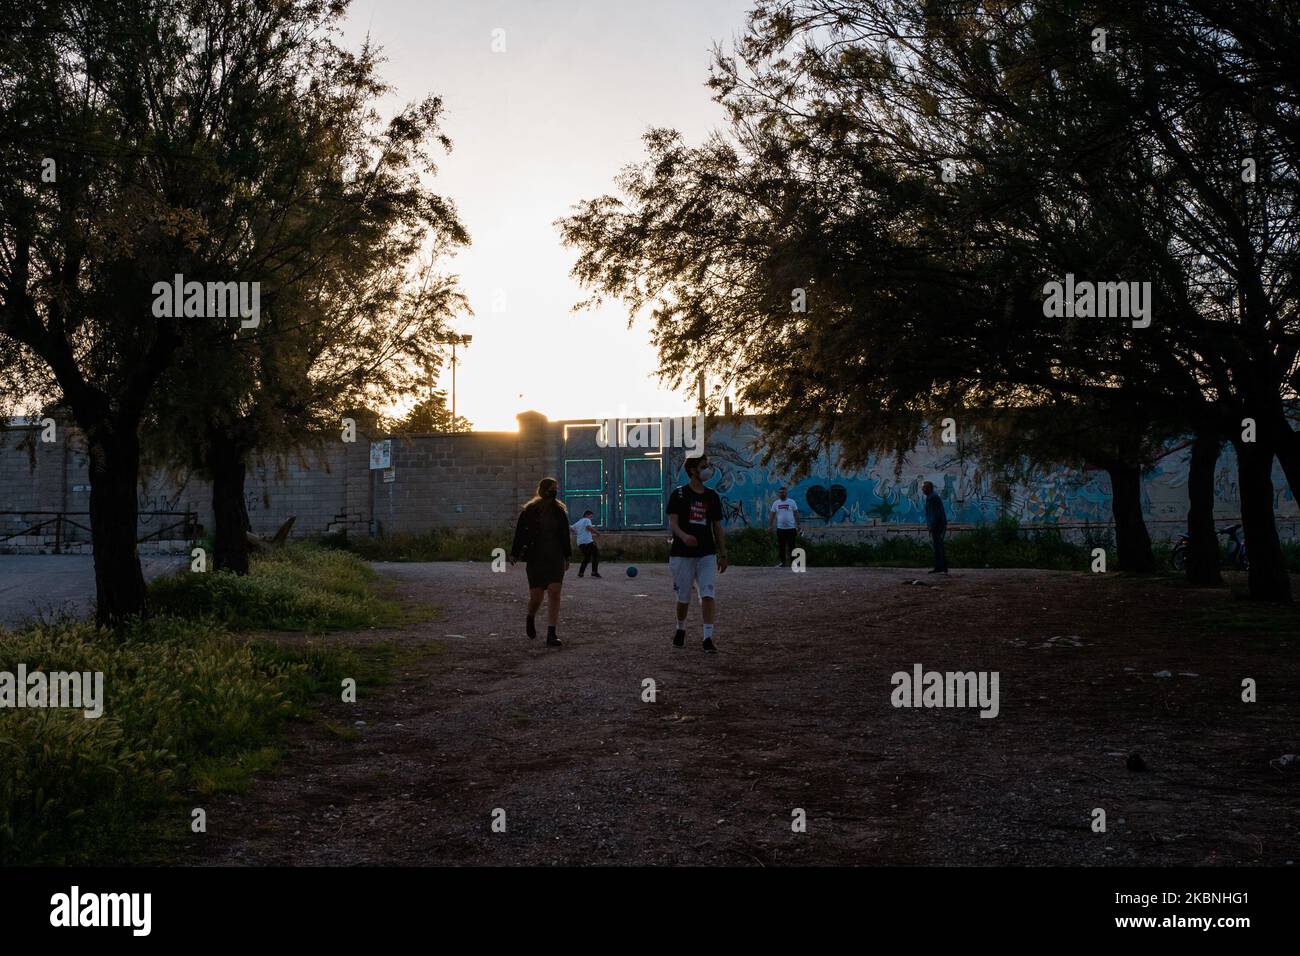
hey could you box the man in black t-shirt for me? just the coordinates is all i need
[667,454,728,653]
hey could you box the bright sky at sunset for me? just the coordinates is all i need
[341,0,753,431]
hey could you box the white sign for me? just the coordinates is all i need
[382,469,396,484]
[369,440,391,470]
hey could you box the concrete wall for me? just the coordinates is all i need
[365,411,550,536]
[0,411,555,552]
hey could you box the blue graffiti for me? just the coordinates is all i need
[682,420,1297,528]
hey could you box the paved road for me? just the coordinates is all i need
[0,554,186,628]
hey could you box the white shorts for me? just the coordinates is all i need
[669,554,717,601]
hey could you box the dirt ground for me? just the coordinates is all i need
[189,562,1299,866]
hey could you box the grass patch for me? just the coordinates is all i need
[150,543,416,632]
[1283,540,1300,572]
[0,616,355,864]
[335,528,503,563]
[1,544,436,865]
[190,746,284,795]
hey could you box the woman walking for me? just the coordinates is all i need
[509,477,570,647]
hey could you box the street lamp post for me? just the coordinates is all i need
[436,333,472,432]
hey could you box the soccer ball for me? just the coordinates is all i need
[626,566,638,578]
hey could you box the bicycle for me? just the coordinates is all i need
[1171,524,1248,571]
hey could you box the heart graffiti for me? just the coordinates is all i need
[805,484,848,521]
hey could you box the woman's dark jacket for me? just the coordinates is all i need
[511,500,572,562]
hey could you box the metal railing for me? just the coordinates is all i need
[0,510,199,553]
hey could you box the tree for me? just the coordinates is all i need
[144,74,469,576]
[2,0,203,623]
[560,0,1299,600]
[0,0,466,618]
[389,388,471,434]
[973,403,1184,573]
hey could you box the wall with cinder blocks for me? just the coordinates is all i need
[0,411,559,552]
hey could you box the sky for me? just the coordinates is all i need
[340,0,754,432]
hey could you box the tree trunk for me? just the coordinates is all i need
[86,428,147,627]
[1107,462,1155,573]
[1185,432,1222,586]
[1234,436,1292,602]
[208,433,251,575]
[1275,417,1300,505]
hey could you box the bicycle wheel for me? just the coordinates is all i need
[1171,546,1186,572]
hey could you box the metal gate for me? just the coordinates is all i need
[561,421,667,530]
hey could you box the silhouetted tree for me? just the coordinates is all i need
[0,0,466,616]
[561,0,1299,600]
[389,389,471,435]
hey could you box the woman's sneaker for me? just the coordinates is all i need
[673,628,686,648]
[702,637,717,654]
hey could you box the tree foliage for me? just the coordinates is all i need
[0,0,467,615]
[561,0,1300,598]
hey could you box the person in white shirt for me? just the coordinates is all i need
[571,509,602,578]
[769,486,801,568]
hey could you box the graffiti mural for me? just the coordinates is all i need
[668,418,1300,538]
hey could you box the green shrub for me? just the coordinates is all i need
[345,529,502,562]
[722,527,779,565]
[945,520,1084,570]
[596,536,672,563]
[1,543,409,864]
[0,616,358,864]
[1282,540,1300,572]
[150,544,400,632]
[721,519,1095,570]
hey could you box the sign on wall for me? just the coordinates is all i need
[369,440,391,470]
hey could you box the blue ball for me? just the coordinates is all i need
[626,566,638,578]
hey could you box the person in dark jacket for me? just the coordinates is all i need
[509,477,571,646]
[922,480,948,574]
